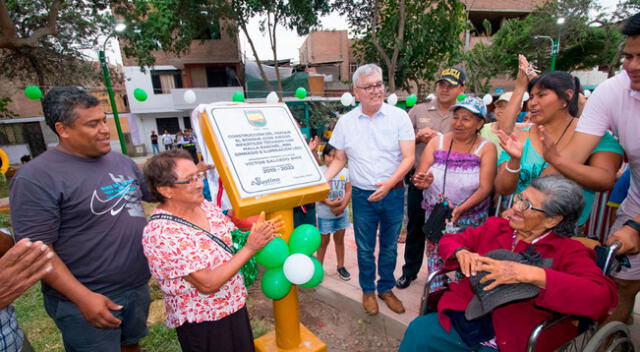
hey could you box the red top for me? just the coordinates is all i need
[437,217,618,352]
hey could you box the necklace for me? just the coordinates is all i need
[553,118,574,146]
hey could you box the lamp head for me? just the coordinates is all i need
[557,17,565,25]
[115,23,127,32]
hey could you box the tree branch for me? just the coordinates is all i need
[0,0,61,49]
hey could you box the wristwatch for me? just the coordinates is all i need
[623,219,640,234]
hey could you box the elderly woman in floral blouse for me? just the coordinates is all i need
[142,150,282,352]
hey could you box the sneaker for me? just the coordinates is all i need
[337,267,351,281]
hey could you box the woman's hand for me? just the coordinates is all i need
[456,249,482,277]
[497,130,523,160]
[412,171,434,189]
[476,257,529,290]
[245,212,284,252]
[451,206,462,225]
[515,54,530,88]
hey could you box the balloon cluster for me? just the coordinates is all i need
[405,94,417,107]
[256,224,324,300]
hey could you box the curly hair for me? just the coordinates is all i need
[143,149,194,203]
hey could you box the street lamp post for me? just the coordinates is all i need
[532,17,564,72]
[532,35,559,72]
[99,24,128,155]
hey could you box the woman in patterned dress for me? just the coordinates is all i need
[413,97,497,290]
[142,149,282,352]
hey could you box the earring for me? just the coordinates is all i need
[563,104,567,108]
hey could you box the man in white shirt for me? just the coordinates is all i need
[325,64,415,315]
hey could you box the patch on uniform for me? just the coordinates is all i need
[419,117,431,124]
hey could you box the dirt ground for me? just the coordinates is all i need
[246,285,401,352]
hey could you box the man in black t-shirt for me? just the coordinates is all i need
[10,86,152,352]
[150,130,159,155]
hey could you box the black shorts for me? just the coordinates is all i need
[176,306,254,352]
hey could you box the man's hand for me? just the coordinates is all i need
[367,181,393,202]
[608,225,640,255]
[76,292,123,329]
[0,238,53,309]
[416,127,437,144]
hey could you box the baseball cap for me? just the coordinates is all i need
[437,67,466,87]
[452,96,488,120]
[496,91,525,108]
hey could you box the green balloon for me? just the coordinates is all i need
[301,256,324,288]
[406,94,417,107]
[261,267,292,300]
[289,224,321,255]
[133,88,148,102]
[24,85,43,100]
[456,93,466,102]
[232,90,245,102]
[295,87,307,99]
[256,237,289,268]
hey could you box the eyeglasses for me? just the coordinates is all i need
[174,171,206,185]
[357,82,384,92]
[513,193,547,214]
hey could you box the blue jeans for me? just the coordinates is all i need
[352,186,404,294]
[43,284,150,352]
[151,144,160,154]
[399,313,498,352]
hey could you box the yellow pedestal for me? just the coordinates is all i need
[254,324,327,352]
[252,210,327,352]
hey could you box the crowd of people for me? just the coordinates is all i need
[0,11,638,352]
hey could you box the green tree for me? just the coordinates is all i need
[334,0,466,93]
[0,0,111,88]
[0,97,18,119]
[464,0,624,93]
[115,0,329,100]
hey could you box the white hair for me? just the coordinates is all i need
[352,64,383,87]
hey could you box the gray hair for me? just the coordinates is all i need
[352,64,383,87]
[529,175,585,237]
[42,86,100,135]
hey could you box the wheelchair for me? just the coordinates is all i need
[418,241,636,352]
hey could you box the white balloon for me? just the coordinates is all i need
[426,93,435,101]
[266,91,279,103]
[523,92,530,102]
[482,94,493,105]
[583,89,591,98]
[183,90,196,104]
[387,93,398,106]
[282,254,314,285]
[340,92,353,107]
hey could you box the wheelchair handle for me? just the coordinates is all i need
[602,241,622,275]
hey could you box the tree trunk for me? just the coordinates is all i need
[369,1,394,92]
[239,20,274,94]
[267,11,284,101]
[608,41,625,78]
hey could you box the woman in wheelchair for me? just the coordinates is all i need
[399,176,618,352]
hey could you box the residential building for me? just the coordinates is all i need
[120,20,243,154]
[298,30,353,97]
[0,72,130,164]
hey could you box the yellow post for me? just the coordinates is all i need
[254,209,326,352]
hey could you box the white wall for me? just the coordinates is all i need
[0,144,31,164]
[123,65,180,114]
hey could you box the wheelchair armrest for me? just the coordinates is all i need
[426,268,460,287]
[526,314,574,352]
[420,268,461,316]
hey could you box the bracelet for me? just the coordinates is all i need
[505,162,521,173]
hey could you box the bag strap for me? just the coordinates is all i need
[442,137,454,198]
[149,213,234,255]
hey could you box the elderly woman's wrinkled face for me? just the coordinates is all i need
[169,158,204,204]
[505,187,559,235]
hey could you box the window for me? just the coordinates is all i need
[206,66,240,87]
[151,70,183,94]
[183,117,192,130]
[0,124,25,145]
[194,20,221,40]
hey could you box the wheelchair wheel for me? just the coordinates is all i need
[581,321,635,352]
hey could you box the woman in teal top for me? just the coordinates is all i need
[498,128,623,225]
[495,71,623,227]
